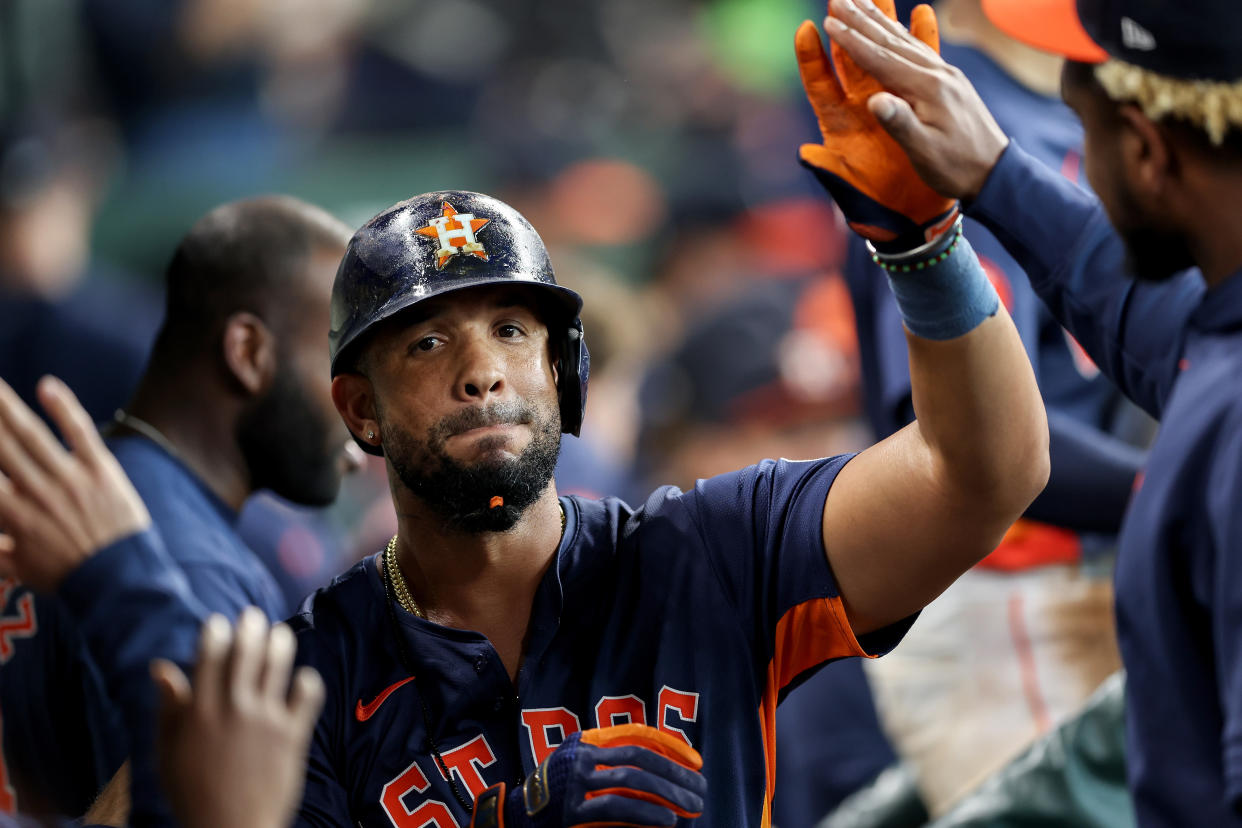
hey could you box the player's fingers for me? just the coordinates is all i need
[0,379,64,497]
[0,472,28,542]
[909,4,940,54]
[152,658,193,712]
[0,377,67,465]
[825,12,941,101]
[0,472,20,541]
[582,724,704,771]
[828,8,883,100]
[831,0,943,70]
[796,20,845,109]
[868,91,934,152]
[35,376,110,469]
[587,744,709,799]
[574,791,680,827]
[288,665,326,728]
[152,658,192,763]
[871,0,897,22]
[192,614,232,711]
[259,622,297,703]
[226,606,269,702]
[585,765,706,818]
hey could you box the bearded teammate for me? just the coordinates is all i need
[815,0,1242,823]
[0,10,1047,826]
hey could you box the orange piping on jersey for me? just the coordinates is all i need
[757,594,873,827]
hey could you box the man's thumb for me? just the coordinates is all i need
[151,658,191,714]
[868,92,920,142]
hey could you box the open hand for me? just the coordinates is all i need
[152,608,326,828]
[818,0,1010,201]
[0,376,150,591]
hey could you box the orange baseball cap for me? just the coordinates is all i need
[981,0,1108,64]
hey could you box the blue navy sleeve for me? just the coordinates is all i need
[58,530,208,828]
[967,141,1204,418]
[178,558,288,621]
[685,456,906,695]
[1209,406,1242,812]
[1026,409,1145,532]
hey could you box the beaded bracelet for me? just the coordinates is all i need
[868,223,999,341]
[866,219,964,274]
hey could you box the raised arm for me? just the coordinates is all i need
[824,264,1047,633]
[820,0,1203,418]
[794,0,1048,634]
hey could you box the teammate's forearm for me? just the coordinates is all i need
[59,530,207,828]
[969,143,1201,418]
[966,142,1102,286]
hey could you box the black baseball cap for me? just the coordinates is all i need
[982,0,1242,81]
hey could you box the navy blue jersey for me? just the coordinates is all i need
[109,435,287,619]
[0,581,124,821]
[239,492,350,613]
[969,141,1239,826]
[291,457,910,828]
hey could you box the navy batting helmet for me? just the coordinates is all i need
[329,191,589,453]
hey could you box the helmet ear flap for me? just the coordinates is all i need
[558,321,589,437]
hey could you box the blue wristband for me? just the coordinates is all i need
[869,226,1000,341]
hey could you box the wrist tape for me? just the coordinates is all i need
[867,220,1000,340]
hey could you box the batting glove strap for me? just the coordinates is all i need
[799,155,960,255]
[472,783,508,828]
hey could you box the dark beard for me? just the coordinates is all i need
[237,370,342,507]
[1120,223,1197,282]
[384,400,561,533]
[1115,180,1196,282]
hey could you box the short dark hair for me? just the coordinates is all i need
[150,195,350,366]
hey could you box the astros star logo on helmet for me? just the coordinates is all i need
[415,201,491,269]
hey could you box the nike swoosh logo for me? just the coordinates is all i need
[356,676,416,722]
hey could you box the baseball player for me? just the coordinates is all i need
[815,0,1142,813]
[817,0,1242,823]
[292,154,1048,827]
[0,26,1049,826]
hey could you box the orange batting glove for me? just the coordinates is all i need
[796,0,958,254]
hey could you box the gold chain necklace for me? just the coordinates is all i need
[384,504,567,620]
